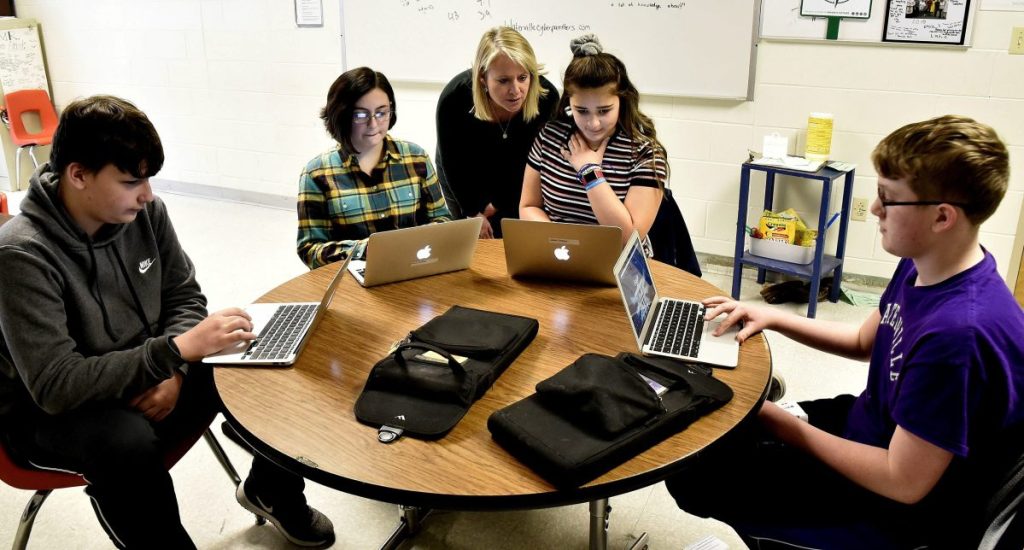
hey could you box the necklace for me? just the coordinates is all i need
[496,116,512,140]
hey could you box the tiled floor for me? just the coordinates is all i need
[0,188,879,549]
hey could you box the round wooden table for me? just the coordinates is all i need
[215,240,771,543]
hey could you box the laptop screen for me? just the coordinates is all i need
[616,237,657,340]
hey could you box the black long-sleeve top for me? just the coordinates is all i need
[435,69,559,221]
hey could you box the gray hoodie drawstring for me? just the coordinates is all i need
[85,239,118,341]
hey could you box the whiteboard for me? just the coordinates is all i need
[760,0,977,44]
[340,0,760,100]
[0,23,48,94]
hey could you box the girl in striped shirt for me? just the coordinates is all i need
[520,34,667,247]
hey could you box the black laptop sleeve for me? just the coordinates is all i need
[487,352,732,488]
[354,305,539,440]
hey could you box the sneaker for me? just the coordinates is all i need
[767,373,787,402]
[236,479,335,548]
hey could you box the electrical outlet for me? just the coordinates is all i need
[1012,27,1024,55]
[851,197,869,222]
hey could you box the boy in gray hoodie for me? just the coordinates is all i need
[0,95,334,548]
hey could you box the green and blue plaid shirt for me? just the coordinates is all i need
[296,136,452,269]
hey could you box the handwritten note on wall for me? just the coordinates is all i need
[0,25,48,94]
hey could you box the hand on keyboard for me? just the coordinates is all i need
[174,307,256,361]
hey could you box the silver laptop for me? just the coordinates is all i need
[348,218,483,287]
[501,219,622,286]
[613,232,739,368]
[202,255,350,366]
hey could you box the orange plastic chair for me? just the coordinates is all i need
[0,191,8,215]
[0,422,245,550]
[2,89,59,191]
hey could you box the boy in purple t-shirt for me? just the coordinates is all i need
[666,115,1024,549]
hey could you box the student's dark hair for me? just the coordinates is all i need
[872,115,1009,225]
[558,35,667,188]
[50,95,164,178]
[320,67,397,156]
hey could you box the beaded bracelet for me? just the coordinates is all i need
[584,177,607,191]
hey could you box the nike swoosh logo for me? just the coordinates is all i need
[255,494,273,514]
[138,258,154,274]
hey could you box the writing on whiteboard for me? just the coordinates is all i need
[610,2,686,8]
[503,20,593,36]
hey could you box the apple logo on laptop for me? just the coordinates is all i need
[553,245,570,261]
[416,245,432,261]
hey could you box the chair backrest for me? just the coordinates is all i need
[3,89,59,147]
[648,187,702,278]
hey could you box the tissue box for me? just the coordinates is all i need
[749,238,815,264]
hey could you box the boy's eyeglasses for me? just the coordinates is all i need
[352,109,392,125]
[879,199,970,210]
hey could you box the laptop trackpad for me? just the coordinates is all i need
[702,320,740,368]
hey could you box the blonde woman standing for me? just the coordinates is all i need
[436,27,559,238]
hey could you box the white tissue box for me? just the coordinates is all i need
[762,133,789,160]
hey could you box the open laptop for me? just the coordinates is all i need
[202,255,351,366]
[348,217,483,287]
[613,231,740,368]
[501,219,622,286]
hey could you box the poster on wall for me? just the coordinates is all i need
[883,0,972,44]
[802,0,873,17]
[0,25,48,94]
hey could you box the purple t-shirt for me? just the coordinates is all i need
[845,250,1024,457]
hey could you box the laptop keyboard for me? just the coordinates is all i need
[242,304,317,361]
[649,299,704,358]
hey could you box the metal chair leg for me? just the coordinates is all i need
[13,489,52,550]
[27,146,39,171]
[204,429,265,526]
[203,429,241,487]
[14,147,23,192]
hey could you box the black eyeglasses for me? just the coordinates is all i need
[879,199,971,209]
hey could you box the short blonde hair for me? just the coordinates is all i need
[471,27,548,123]
[872,115,1009,225]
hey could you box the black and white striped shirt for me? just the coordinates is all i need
[527,119,666,225]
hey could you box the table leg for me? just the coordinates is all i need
[589,499,610,550]
[589,498,650,550]
[379,505,432,550]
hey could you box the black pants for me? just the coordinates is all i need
[4,365,303,549]
[665,395,930,550]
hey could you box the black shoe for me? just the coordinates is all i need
[236,479,335,548]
